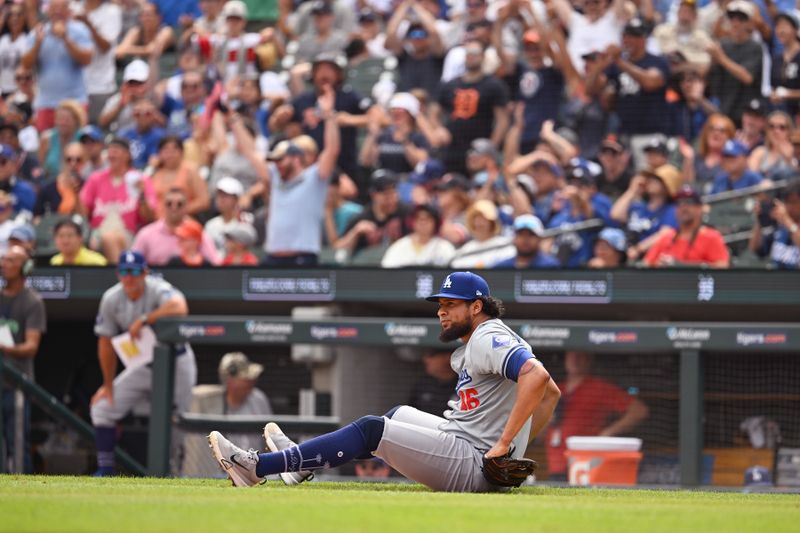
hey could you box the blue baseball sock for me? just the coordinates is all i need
[255,418,383,478]
[95,426,116,475]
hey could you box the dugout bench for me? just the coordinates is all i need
[143,317,800,485]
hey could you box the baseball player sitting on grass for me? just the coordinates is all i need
[209,271,561,491]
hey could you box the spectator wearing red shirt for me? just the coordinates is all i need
[546,351,649,480]
[221,222,259,266]
[644,185,731,268]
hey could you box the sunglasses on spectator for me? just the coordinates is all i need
[165,199,186,208]
[708,125,729,133]
[600,147,620,155]
[15,74,32,81]
[768,123,789,130]
[118,267,144,277]
[66,156,84,164]
[466,2,484,8]
[126,80,145,86]
[182,82,201,89]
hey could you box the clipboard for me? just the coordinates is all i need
[111,326,156,369]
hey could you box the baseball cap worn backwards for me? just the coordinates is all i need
[426,272,490,302]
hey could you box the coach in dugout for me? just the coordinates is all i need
[90,250,197,476]
[545,351,648,481]
[0,245,46,473]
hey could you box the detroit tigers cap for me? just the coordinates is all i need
[409,159,445,184]
[118,250,147,270]
[426,271,490,302]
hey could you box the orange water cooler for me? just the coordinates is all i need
[564,437,643,486]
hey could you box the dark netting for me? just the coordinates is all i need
[703,352,800,487]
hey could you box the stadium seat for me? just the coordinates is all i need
[706,198,754,235]
[349,244,390,266]
[34,213,65,260]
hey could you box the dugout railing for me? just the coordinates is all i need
[0,359,146,475]
[139,316,800,486]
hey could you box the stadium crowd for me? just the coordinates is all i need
[0,0,797,270]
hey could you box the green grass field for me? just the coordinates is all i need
[0,475,798,532]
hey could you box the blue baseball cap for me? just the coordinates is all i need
[513,214,544,236]
[407,27,428,39]
[78,125,103,143]
[598,227,626,252]
[0,143,17,160]
[426,271,490,302]
[9,224,35,243]
[409,159,445,184]
[722,139,748,157]
[118,250,147,270]
[744,466,772,487]
[532,158,562,177]
[567,157,603,183]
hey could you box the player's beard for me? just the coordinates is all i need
[439,319,472,343]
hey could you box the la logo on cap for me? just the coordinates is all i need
[126,252,134,263]
[443,275,452,289]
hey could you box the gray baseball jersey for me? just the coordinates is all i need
[91,275,196,434]
[440,318,537,459]
[95,276,184,337]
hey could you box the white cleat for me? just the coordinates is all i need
[208,431,263,487]
[263,422,314,486]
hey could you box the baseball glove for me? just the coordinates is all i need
[482,454,538,487]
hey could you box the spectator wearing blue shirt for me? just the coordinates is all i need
[20,0,94,132]
[506,154,564,225]
[515,29,566,154]
[589,18,670,169]
[0,144,35,219]
[159,70,207,140]
[270,53,372,182]
[750,183,800,269]
[667,69,718,143]
[548,160,613,267]
[710,140,763,194]
[588,227,628,268]
[769,12,800,118]
[151,0,201,28]
[611,164,681,261]
[118,100,166,169]
[493,215,559,269]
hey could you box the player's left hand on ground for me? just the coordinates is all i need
[482,453,538,488]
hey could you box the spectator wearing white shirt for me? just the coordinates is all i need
[0,2,30,96]
[552,0,629,74]
[381,203,456,268]
[204,176,254,254]
[74,0,123,124]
